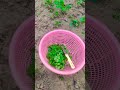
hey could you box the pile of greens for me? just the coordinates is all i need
[47,44,71,70]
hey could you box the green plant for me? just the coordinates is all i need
[53,11,60,18]
[70,19,80,27]
[53,21,62,28]
[58,75,64,80]
[44,0,54,8]
[68,15,75,19]
[79,16,85,23]
[44,0,54,12]
[77,0,85,6]
[47,44,71,70]
[53,0,72,14]
[81,30,85,36]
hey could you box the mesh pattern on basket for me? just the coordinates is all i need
[40,30,85,71]
[9,17,34,90]
[86,15,120,90]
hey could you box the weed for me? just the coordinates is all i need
[53,11,60,18]
[79,16,85,23]
[44,0,54,8]
[58,75,64,80]
[70,19,80,27]
[81,30,85,36]
[53,20,62,28]
[77,0,85,6]
[54,0,72,14]
[68,15,75,19]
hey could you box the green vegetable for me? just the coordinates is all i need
[47,44,71,70]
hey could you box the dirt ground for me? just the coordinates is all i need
[35,0,85,90]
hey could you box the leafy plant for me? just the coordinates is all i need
[81,30,85,36]
[79,16,85,23]
[44,0,54,8]
[68,14,75,19]
[47,44,71,70]
[77,0,85,6]
[70,19,80,27]
[53,11,60,18]
[53,20,62,28]
[53,0,72,14]
[58,75,64,80]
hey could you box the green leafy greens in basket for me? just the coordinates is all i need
[47,44,71,70]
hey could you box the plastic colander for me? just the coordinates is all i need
[9,16,34,90]
[39,29,85,75]
[86,15,120,90]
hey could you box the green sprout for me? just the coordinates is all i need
[79,16,85,23]
[77,0,85,6]
[68,15,75,19]
[44,0,54,7]
[53,11,60,18]
[58,75,64,80]
[81,30,85,36]
[53,0,72,14]
[70,19,80,27]
[44,0,54,12]
[53,21,62,28]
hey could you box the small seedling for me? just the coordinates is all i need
[68,15,75,19]
[77,0,85,6]
[53,11,60,18]
[44,0,54,12]
[54,0,72,14]
[44,0,54,8]
[81,30,85,36]
[79,16,85,23]
[70,19,80,27]
[58,75,64,80]
[53,21,62,28]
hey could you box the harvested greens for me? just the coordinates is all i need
[47,44,72,70]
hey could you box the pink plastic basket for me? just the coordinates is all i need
[9,16,34,90]
[86,15,120,90]
[39,29,85,75]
